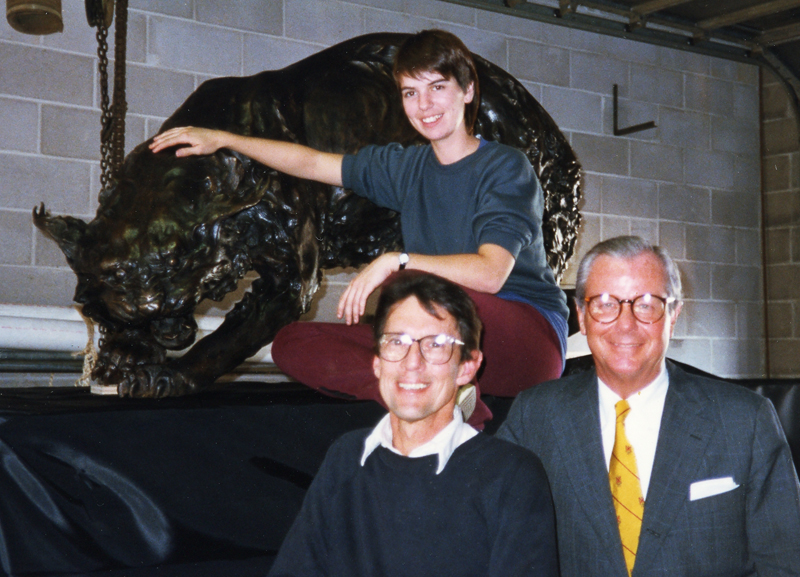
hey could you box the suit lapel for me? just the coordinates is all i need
[551,371,628,571]
[633,362,715,576]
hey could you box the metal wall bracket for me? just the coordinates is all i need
[613,84,657,136]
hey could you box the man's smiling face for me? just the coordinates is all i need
[577,252,682,397]
[373,295,477,432]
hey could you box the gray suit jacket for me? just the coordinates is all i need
[497,360,800,577]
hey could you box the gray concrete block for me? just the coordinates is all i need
[793,152,800,188]
[0,265,77,307]
[130,0,192,17]
[508,39,569,86]
[285,0,364,46]
[737,301,765,340]
[767,301,794,338]
[148,16,242,76]
[764,190,800,228]
[630,218,658,245]
[243,36,320,75]
[681,300,736,338]
[763,155,790,193]
[519,81,543,103]
[666,338,712,372]
[768,338,800,377]
[600,175,657,218]
[541,86,602,133]
[735,228,761,267]
[678,261,711,300]
[34,226,70,267]
[731,154,760,194]
[397,0,476,26]
[684,74,734,116]
[196,0,283,35]
[41,105,101,161]
[0,98,38,153]
[659,184,710,224]
[657,46,708,75]
[630,141,682,182]
[601,215,630,239]
[571,132,628,176]
[568,28,657,66]
[629,64,682,107]
[445,29,508,71]
[579,172,601,213]
[478,9,571,49]
[685,224,736,264]
[711,116,759,155]
[792,227,800,263]
[712,190,760,229]
[712,338,765,378]
[125,64,195,118]
[766,263,800,300]
[0,153,92,213]
[0,210,33,265]
[763,117,800,156]
[684,149,735,190]
[732,83,758,120]
[124,115,147,156]
[658,107,710,151]
[658,221,685,259]
[765,227,791,265]
[570,52,629,96]
[0,43,94,106]
[711,264,761,301]
[762,83,791,121]
[42,0,111,56]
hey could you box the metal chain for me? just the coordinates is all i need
[93,0,128,189]
[96,24,113,189]
[111,0,128,178]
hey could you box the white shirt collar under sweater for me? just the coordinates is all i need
[598,365,669,498]
[360,406,478,474]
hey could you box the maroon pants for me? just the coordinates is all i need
[271,286,563,428]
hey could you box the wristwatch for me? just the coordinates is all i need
[398,252,409,270]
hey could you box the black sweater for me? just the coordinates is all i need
[268,430,558,577]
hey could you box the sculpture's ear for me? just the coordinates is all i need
[204,152,273,221]
[33,203,90,267]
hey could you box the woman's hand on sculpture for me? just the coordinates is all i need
[337,253,400,325]
[149,126,228,157]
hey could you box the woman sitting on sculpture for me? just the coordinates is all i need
[150,29,568,427]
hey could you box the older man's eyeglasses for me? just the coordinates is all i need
[378,333,464,364]
[584,293,676,324]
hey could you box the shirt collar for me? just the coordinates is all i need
[598,365,669,425]
[360,406,478,474]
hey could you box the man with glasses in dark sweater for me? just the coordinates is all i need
[268,271,558,577]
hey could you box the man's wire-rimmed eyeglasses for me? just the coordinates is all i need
[378,333,464,364]
[584,293,676,324]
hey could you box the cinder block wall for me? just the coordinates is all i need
[0,0,764,377]
[763,70,800,377]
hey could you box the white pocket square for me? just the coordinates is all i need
[690,477,739,501]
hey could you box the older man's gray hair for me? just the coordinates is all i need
[574,235,682,311]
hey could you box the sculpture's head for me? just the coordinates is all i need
[34,141,269,349]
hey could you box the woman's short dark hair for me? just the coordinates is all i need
[373,271,482,363]
[393,29,480,134]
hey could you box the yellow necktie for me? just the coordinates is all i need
[609,399,644,576]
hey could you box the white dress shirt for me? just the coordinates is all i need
[360,406,478,474]
[598,366,669,498]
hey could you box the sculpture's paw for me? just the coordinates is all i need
[118,365,198,398]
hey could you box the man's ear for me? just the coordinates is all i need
[372,355,381,380]
[668,301,683,337]
[576,302,588,336]
[456,349,483,386]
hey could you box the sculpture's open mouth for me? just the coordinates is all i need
[150,315,198,350]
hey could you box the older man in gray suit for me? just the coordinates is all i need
[498,235,800,577]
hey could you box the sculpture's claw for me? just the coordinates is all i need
[118,365,198,398]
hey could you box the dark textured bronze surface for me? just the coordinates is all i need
[33,33,582,397]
